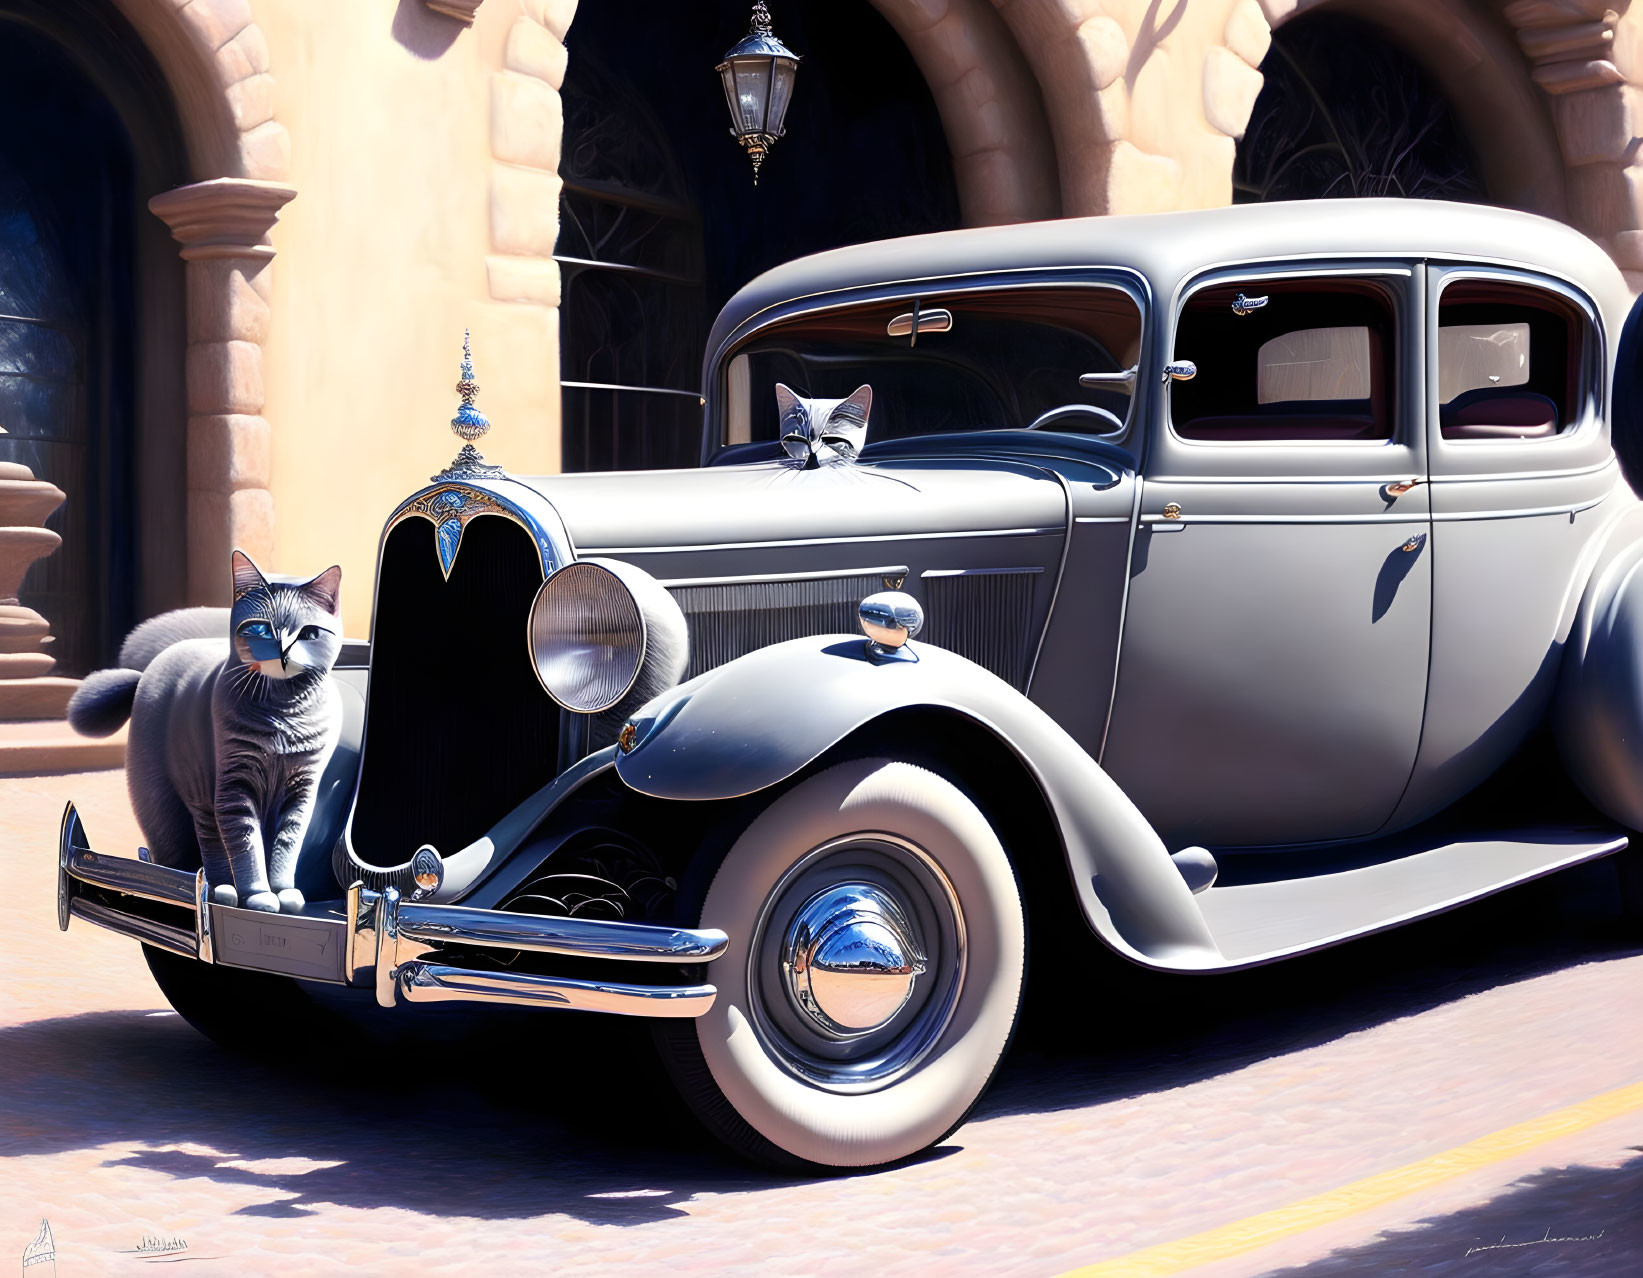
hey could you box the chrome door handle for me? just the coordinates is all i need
[1384,478,1423,497]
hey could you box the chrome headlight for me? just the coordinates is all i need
[527,558,689,718]
[528,561,646,713]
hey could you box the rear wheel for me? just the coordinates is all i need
[655,758,1025,1171]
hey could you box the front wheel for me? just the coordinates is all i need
[655,758,1025,1171]
[142,944,336,1053]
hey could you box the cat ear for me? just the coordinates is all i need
[230,549,267,602]
[774,383,801,418]
[302,565,343,617]
[839,384,873,420]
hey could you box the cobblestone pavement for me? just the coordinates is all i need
[3,770,1642,1276]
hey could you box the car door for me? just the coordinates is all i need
[1101,264,1432,849]
[1385,264,1614,827]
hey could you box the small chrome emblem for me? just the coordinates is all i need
[410,845,444,899]
[1162,502,1183,520]
[618,721,639,753]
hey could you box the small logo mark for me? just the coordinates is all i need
[21,1218,54,1275]
[134,1234,189,1261]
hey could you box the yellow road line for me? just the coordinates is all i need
[1060,1078,1643,1278]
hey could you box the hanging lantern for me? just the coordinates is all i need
[716,2,800,184]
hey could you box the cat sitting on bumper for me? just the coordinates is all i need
[67,551,344,914]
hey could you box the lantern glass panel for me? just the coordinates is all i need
[766,58,797,137]
[732,59,772,133]
[719,62,741,131]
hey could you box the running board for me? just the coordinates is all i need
[1197,827,1628,966]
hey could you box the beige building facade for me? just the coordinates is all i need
[2,0,1642,707]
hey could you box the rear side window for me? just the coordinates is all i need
[1172,278,1397,442]
[1436,281,1583,441]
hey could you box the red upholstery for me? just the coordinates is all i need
[1177,414,1380,441]
[1440,389,1557,441]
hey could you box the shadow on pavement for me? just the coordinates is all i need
[988,855,1641,1121]
[1,856,1635,1219]
[1257,1149,1643,1276]
[0,1005,808,1223]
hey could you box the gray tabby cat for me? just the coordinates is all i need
[67,551,344,914]
[775,383,872,467]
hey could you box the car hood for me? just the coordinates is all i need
[517,457,1071,554]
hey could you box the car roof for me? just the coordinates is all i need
[706,199,1632,365]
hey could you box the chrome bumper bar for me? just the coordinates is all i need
[56,802,725,1019]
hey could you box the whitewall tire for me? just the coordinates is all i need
[656,758,1026,1170]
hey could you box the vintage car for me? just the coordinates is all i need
[56,198,1643,1171]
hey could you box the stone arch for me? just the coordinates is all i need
[986,0,1150,216]
[110,0,289,182]
[1246,0,1643,286]
[1251,0,1567,218]
[106,0,296,605]
[482,0,1062,321]
[867,0,1061,224]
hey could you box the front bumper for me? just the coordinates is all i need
[56,802,725,1018]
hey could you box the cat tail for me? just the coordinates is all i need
[118,606,231,671]
[66,668,143,738]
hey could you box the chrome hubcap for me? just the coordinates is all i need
[749,834,966,1092]
[781,883,928,1038]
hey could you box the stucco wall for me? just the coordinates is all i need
[127,0,1643,640]
[257,0,560,635]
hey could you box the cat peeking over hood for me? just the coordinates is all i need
[776,383,871,468]
[67,551,344,914]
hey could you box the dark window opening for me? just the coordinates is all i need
[1234,12,1484,204]
[0,3,167,672]
[1172,279,1397,442]
[558,1,961,472]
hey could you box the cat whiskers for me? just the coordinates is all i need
[226,660,269,703]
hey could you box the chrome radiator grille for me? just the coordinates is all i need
[668,573,888,678]
[665,567,1041,690]
[352,517,560,868]
[920,569,1039,690]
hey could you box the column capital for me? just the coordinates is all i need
[148,178,297,261]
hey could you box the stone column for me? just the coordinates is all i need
[0,461,68,718]
[148,178,295,603]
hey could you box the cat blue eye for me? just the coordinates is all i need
[240,622,273,640]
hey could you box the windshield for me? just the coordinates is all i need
[717,284,1144,453]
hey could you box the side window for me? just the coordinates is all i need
[1436,280,1585,441]
[1172,278,1396,442]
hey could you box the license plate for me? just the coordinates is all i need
[210,904,347,983]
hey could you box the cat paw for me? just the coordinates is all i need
[276,888,306,913]
[242,891,280,913]
[211,884,238,907]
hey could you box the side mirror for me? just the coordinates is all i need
[1163,360,1197,382]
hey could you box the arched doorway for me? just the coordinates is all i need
[0,0,188,672]
[1234,11,1485,204]
[558,0,962,471]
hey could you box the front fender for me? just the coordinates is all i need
[616,637,1222,970]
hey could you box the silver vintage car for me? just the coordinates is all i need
[57,199,1643,1170]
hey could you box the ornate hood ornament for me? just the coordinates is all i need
[434,330,507,482]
